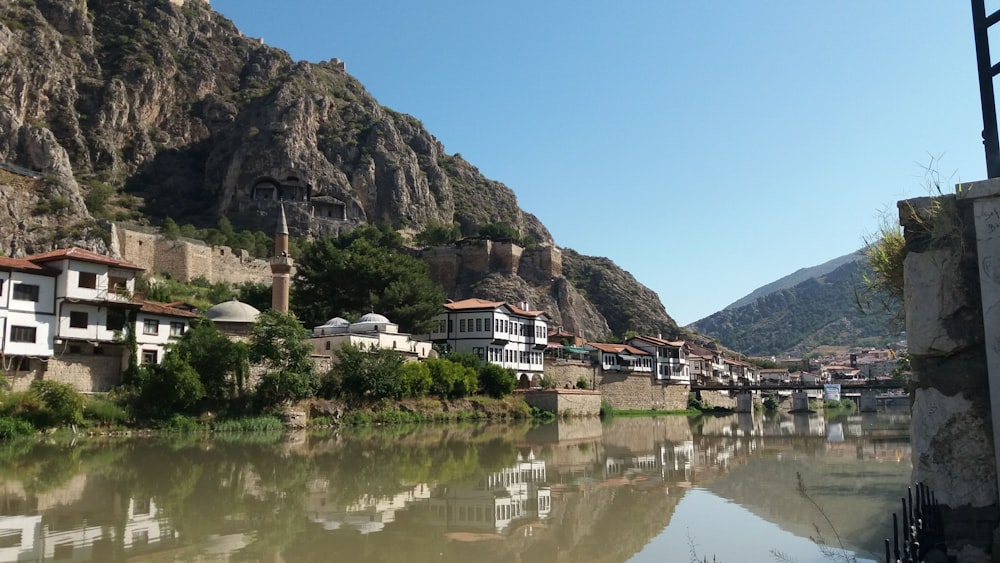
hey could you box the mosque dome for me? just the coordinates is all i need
[314,316,350,336]
[205,299,261,323]
[356,312,391,325]
[320,317,350,328]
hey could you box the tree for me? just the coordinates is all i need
[479,364,516,398]
[478,222,519,242]
[292,226,445,332]
[415,221,461,246]
[236,281,272,312]
[249,310,319,407]
[134,352,206,416]
[425,358,478,399]
[171,318,248,403]
[334,343,406,400]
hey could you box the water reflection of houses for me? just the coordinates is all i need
[604,441,696,485]
[424,451,551,533]
[305,482,432,535]
[0,478,172,562]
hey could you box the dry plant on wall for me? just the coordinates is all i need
[858,155,962,316]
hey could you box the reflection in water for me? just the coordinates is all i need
[0,410,910,562]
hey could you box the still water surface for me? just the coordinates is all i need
[0,410,910,562]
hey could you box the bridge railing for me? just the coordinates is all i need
[883,482,950,562]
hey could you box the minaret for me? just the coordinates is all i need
[270,204,292,312]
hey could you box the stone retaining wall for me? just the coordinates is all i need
[543,359,597,389]
[521,389,601,417]
[597,370,688,411]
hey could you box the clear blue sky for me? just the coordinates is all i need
[210,1,986,326]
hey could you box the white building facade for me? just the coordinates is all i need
[0,248,198,391]
[429,298,549,379]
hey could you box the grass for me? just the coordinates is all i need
[610,408,701,417]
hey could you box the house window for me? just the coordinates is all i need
[325,341,331,350]
[12,283,39,302]
[143,319,159,335]
[69,311,88,329]
[10,326,36,343]
[169,322,185,337]
[475,318,482,332]
[0,279,4,296]
[107,309,126,331]
[141,349,158,364]
[109,276,128,295]
[78,271,97,289]
[460,319,466,332]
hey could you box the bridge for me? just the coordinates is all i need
[690,381,905,392]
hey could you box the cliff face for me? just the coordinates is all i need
[0,0,673,339]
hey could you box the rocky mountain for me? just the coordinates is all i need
[689,257,900,356]
[724,252,862,310]
[0,0,676,340]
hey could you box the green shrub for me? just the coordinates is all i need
[211,416,283,433]
[0,416,34,440]
[134,353,205,415]
[400,361,432,397]
[157,414,201,433]
[479,364,516,398]
[83,397,129,427]
[575,376,590,390]
[540,375,556,389]
[426,358,478,399]
[599,401,615,418]
[763,396,779,411]
[29,380,84,426]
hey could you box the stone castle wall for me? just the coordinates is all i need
[113,225,273,285]
[421,241,563,292]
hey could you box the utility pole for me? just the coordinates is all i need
[972,0,1000,177]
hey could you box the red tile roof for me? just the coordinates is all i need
[630,335,687,348]
[26,247,144,271]
[587,342,650,355]
[138,300,200,318]
[443,298,505,311]
[0,256,57,274]
[443,297,547,317]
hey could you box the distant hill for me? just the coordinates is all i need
[725,253,862,310]
[689,258,900,356]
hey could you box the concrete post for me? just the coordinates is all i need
[859,389,878,413]
[735,390,754,413]
[791,391,810,412]
[959,180,1000,504]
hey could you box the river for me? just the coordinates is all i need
[0,409,911,562]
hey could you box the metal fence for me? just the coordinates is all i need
[884,483,950,562]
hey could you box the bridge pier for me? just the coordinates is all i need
[735,390,754,413]
[791,391,810,412]
[859,389,878,412]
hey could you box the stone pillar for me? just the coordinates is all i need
[901,188,997,557]
[791,391,809,412]
[735,390,754,413]
[858,389,878,413]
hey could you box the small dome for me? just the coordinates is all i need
[357,313,391,324]
[205,299,261,323]
[320,317,350,328]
